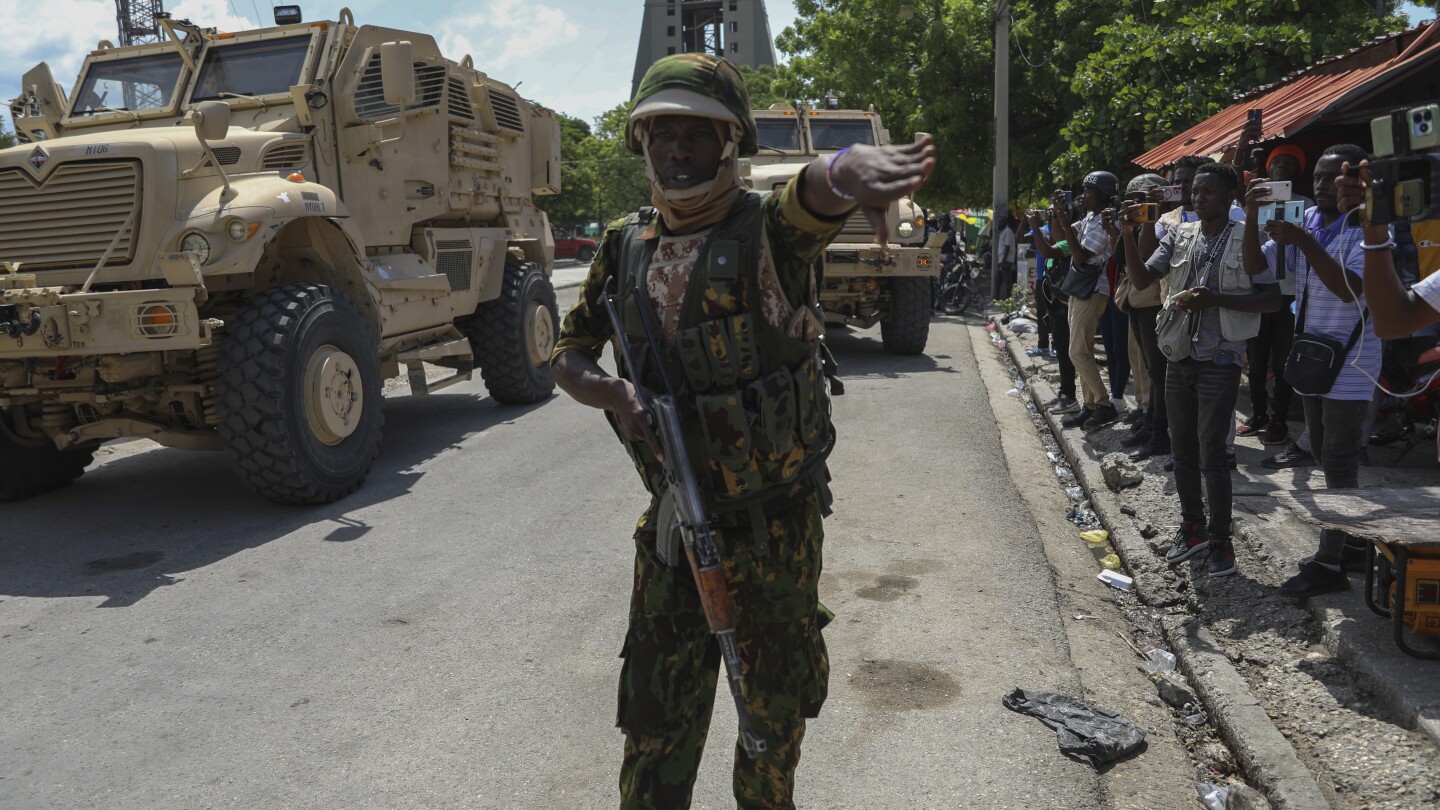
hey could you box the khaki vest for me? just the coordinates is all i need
[1164,220,1262,342]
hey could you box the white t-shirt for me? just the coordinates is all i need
[1415,271,1440,315]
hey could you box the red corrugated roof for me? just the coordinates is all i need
[1134,21,1440,169]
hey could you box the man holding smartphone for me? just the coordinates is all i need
[1048,171,1122,431]
[1242,144,1382,599]
[1120,163,1280,578]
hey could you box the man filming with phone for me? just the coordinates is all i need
[1241,144,1383,599]
[1120,162,1279,580]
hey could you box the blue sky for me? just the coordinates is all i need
[1,1,1433,130]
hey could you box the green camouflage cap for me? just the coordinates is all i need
[627,54,758,157]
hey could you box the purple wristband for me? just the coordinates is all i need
[826,148,855,200]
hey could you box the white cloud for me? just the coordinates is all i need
[437,0,579,73]
[0,0,260,105]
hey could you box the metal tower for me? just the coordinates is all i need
[115,0,165,46]
[632,0,777,98]
[112,0,167,110]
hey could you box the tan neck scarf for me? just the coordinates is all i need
[638,120,744,235]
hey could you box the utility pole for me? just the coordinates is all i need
[991,0,1010,300]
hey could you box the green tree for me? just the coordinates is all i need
[736,64,794,109]
[1058,0,1406,179]
[537,103,652,234]
[776,0,1412,207]
[0,119,15,150]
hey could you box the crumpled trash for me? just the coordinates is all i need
[1184,710,1209,727]
[1154,671,1198,710]
[1142,648,1177,674]
[1080,528,1109,544]
[1100,553,1123,571]
[1002,687,1146,766]
[1196,781,1229,810]
[1009,317,1038,334]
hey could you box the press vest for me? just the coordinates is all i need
[609,191,836,519]
[1165,220,1262,342]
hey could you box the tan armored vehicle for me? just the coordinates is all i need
[0,8,562,503]
[742,104,941,354]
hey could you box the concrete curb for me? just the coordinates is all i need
[992,317,1333,810]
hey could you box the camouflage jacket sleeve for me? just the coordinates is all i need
[766,170,850,308]
[550,218,629,365]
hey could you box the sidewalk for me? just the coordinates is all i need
[994,314,1440,809]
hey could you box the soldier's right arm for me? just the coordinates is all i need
[551,223,655,447]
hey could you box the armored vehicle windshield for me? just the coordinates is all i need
[757,117,802,152]
[809,119,875,151]
[191,34,315,102]
[71,51,186,116]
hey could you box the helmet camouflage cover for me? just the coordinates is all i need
[627,53,759,157]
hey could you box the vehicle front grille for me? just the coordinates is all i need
[0,160,141,271]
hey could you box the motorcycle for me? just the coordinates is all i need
[1369,334,1440,460]
[933,253,984,316]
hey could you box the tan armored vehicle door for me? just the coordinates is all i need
[332,27,451,247]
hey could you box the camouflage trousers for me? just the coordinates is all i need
[617,492,832,810]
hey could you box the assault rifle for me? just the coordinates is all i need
[599,287,767,759]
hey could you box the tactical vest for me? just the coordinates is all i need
[1165,220,1263,343]
[608,191,837,523]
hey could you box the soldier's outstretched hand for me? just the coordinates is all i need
[806,134,938,245]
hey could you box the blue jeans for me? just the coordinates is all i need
[1166,359,1242,537]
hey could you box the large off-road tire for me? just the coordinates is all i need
[576,245,595,263]
[469,262,558,404]
[216,283,383,504]
[0,408,95,501]
[881,276,932,355]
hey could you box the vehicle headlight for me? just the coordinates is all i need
[897,221,916,238]
[181,232,213,265]
[226,218,248,241]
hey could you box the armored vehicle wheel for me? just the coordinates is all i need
[576,246,595,263]
[468,262,558,404]
[216,284,383,504]
[881,276,932,355]
[0,408,96,501]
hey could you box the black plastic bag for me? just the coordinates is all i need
[1002,687,1145,765]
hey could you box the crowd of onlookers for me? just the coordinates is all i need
[958,133,1440,600]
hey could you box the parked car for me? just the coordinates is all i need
[553,229,597,262]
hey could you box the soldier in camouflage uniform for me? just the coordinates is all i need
[551,54,935,809]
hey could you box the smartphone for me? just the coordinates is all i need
[1243,110,1263,171]
[1256,180,1292,201]
[1157,185,1183,203]
[1373,104,1440,158]
[1257,199,1305,226]
[1135,202,1159,223]
[1061,190,1074,207]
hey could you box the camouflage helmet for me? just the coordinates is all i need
[627,54,759,157]
[1126,172,1167,194]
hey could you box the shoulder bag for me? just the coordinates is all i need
[1285,268,1367,396]
[1059,258,1104,300]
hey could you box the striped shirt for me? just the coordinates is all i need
[1073,212,1112,296]
[1415,270,1440,314]
[1262,208,1382,401]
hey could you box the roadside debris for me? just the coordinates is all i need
[1100,452,1144,491]
[1080,529,1109,545]
[1002,687,1146,765]
[1098,570,1134,590]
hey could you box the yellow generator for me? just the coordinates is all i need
[1365,542,1440,659]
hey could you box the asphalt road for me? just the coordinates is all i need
[0,316,1190,809]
